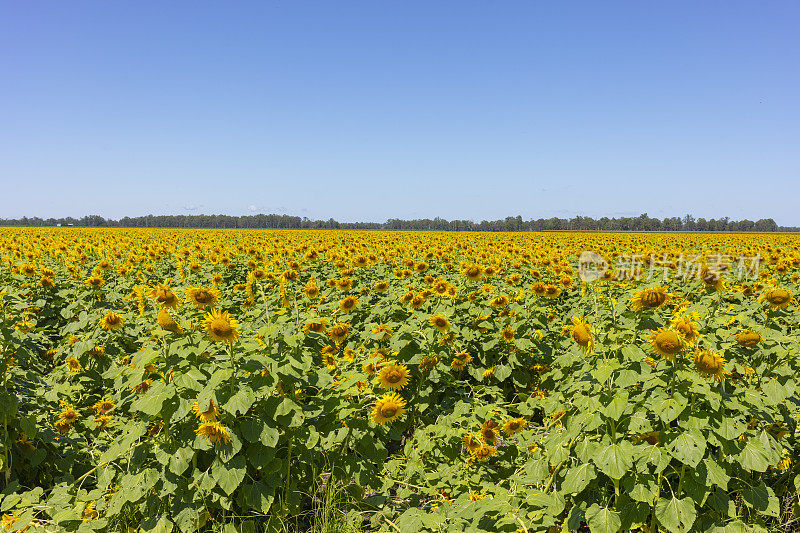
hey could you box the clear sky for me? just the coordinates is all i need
[2,1,799,224]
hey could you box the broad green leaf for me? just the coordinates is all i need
[561,463,596,495]
[213,455,246,496]
[593,441,634,480]
[665,431,705,467]
[655,496,696,533]
[585,504,621,533]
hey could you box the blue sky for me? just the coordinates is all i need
[2,1,799,224]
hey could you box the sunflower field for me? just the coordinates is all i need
[0,228,799,533]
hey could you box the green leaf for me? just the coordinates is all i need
[243,482,274,513]
[223,386,255,416]
[168,447,194,475]
[703,457,729,490]
[585,504,621,533]
[561,463,596,495]
[601,392,629,421]
[213,455,246,496]
[741,481,779,517]
[739,438,770,472]
[593,441,634,480]
[665,431,705,467]
[655,496,696,533]
[654,396,687,424]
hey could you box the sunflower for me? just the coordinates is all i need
[700,265,725,290]
[66,357,81,374]
[570,316,594,354]
[92,399,115,415]
[371,392,407,425]
[501,418,527,435]
[735,330,762,348]
[192,400,220,422]
[428,314,451,333]
[500,327,515,343]
[480,420,499,444]
[328,322,351,345]
[488,295,509,308]
[157,307,183,333]
[648,328,684,362]
[99,312,125,330]
[338,296,358,313]
[376,364,410,390]
[195,421,231,445]
[186,286,219,308]
[303,318,329,334]
[203,309,241,343]
[531,282,547,296]
[694,349,726,382]
[462,434,482,453]
[543,284,561,298]
[462,265,483,281]
[419,355,439,372]
[470,445,497,462]
[630,286,670,310]
[85,276,104,289]
[670,314,699,345]
[759,287,795,309]
[150,283,179,308]
[374,280,390,292]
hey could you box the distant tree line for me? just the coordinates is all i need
[1,213,796,232]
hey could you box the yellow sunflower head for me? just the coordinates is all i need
[376,363,411,390]
[760,287,795,309]
[735,329,762,348]
[694,349,726,382]
[570,316,594,353]
[631,286,670,311]
[203,309,241,344]
[648,328,685,362]
[186,286,219,308]
[371,392,407,425]
[195,421,231,445]
[99,312,125,330]
[501,417,527,435]
[157,307,183,334]
[428,314,451,333]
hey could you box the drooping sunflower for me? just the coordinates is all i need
[192,399,220,422]
[92,399,115,415]
[480,420,499,444]
[648,328,685,362]
[428,314,451,333]
[570,316,594,354]
[157,307,183,334]
[203,309,241,343]
[462,434,482,453]
[186,286,220,308]
[195,421,231,445]
[694,349,726,382]
[501,418,527,435]
[488,295,509,308]
[150,283,179,308]
[631,286,671,311]
[371,392,407,425]
[99,312,125,330]
[735,329,762,348]
[670,314,699,346]
[759,287,795,309]
[84,276,104,289]
[376,364,411,390]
